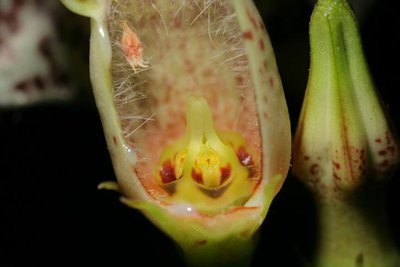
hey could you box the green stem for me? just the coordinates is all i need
[313,185,400,267]
[180,234,257,267]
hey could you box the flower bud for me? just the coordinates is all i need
[292,0,399,191]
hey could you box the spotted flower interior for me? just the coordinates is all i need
[109,1,265,213]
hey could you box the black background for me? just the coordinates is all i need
[1,0,399,266]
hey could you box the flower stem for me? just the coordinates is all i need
[180,233,257,267]
[313,184,400,267]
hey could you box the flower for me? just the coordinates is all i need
[61,0,291,265]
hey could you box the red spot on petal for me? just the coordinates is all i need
[159,160,176,184]
[259,39,265,51]
[33,75,45,90]
[375,138,382,143]
[243,31,253,40]
[38,37,52,60]
[333,171,341,181]
[388,145,396,154]
[0,0,22,33]
[220,166,231,185]
[236,75,245,86]
[196,240,207,246]
[237,146,254,167]
[15,80,29,92]
[310,164,319,176]
[269,77,274,88]
[191,169,203,184]
[332,161,340,170]
[378,150,387,156]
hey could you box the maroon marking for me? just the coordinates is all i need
[304,155,310,161]
[33,75,45,90]
[332,161,340,170]
[162,183,177,195]
[0,0,23,33]
[259,39,265,51]
[360,151,365,162]
[15,80,29,92]
[236,76,245,85]
[112,136,117,145]
[38,37,52,60]
[220,166,231,185]
[375,138,382,143]
[388,145,396,154]
[333,172,341,181]
[237,146,254,167]
[196,240,207,246]
[310,164,319,176]
[241,230,252,238]
[159,160,177,184]
[378,150,387,156]
[242,31,253,40]
[191,169,203,184]
[269,77,274,88]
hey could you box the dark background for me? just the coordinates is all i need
[1,0,399,266]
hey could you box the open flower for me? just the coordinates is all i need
[61,0,291,265]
